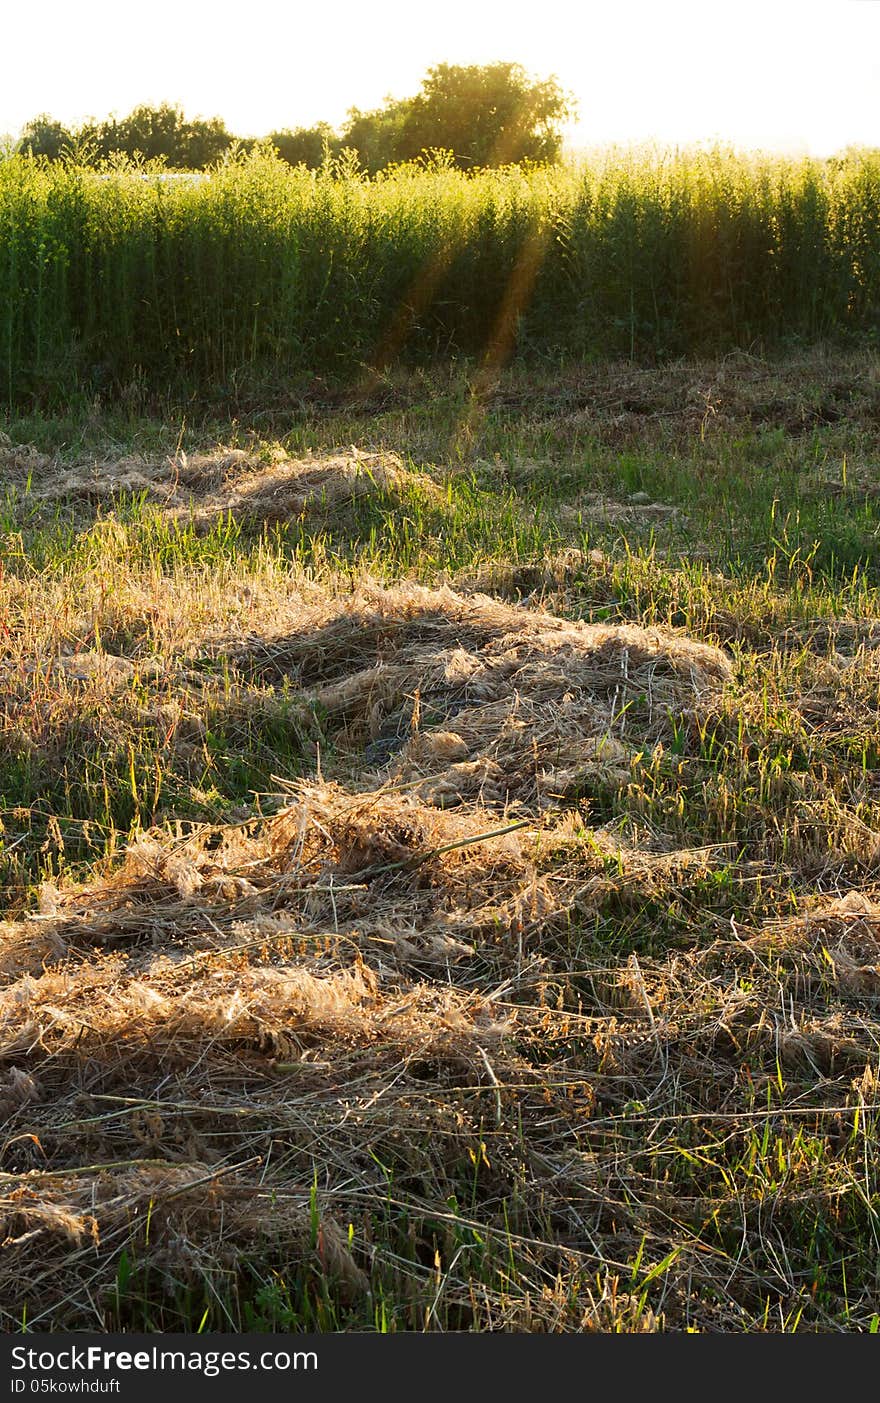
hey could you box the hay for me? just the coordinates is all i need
[5,782,880,1326]
[0,572,783,1330]
[226,581,732,812]
[5,807,880,1327]
[558,491,683,527]
[747,890,880,996]
[9,443,439,527]
[181,449,438,526]
[0,1161,368,1314]
[0,432,55,484]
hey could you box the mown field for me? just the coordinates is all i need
[2,347,880,1331]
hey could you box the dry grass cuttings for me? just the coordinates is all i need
[9,351,880,1331]
[0,588,878,1331]
[493,349,880,446]
[13,780,551,968]
[747,890,880,997]
[0,944,514,1078]
[0,432,54,482]
[5,804,880,1329]
[225,582,731,813]
[0,1161,367,1329]
[5,443,439,528]
[557,491,683,527]
[0,791,548,1327]
[0,651,142,690]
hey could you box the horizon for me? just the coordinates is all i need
[5,0,880,160]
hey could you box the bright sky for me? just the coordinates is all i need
[4,0,879,155]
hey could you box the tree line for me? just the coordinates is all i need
[16,63,574,173]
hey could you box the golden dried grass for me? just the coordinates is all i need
[7,547,880,1329]
[6,443,439,528]
[0,572,742,1324]
[231,581,732,813]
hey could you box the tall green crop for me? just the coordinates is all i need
[1,145,878,405]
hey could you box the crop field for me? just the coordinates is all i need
[2,344,880,1332]
[2,148,880,407]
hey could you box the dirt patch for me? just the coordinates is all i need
[488,349,880,445]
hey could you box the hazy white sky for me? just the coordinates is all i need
[4,0,879,154]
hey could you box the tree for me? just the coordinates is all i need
[17,115,74,160]
[269,123,339,169]
[340,100,414,174]
[17,105,236,168]
[14,64,575,175]
[180,114,235,169]
[103,104,233,168]
[339,63,574,172]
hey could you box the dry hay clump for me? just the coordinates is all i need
[0,650,144,691]
[6,736,880,1329]
[11,445,248,505]
[173,447,439,527]
[0,939,511,1076]
[0,781,543,1326]
[556,491,683,527]
[9,442,438,525]
[235,582,732,813]
[0,1161,369,1320]
[746,890,880,998]
[0,431,55,483]
[0,578,743,1328]
[13,780,550,971]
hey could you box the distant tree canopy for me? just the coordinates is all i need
[17,104,236,168]
[267,123,338,169]
[341,63,574,173]
[17,115,73,162]
[14,65,574,173]
[97,104,234,168]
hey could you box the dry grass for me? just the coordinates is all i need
[6,765,880,1329]
[483,348,880,447]
[0,569,744,1329]
[4,355,880,1331]
[0,439,440,528]
[218,580,730,807]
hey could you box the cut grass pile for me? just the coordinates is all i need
[3,349,880,1330]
